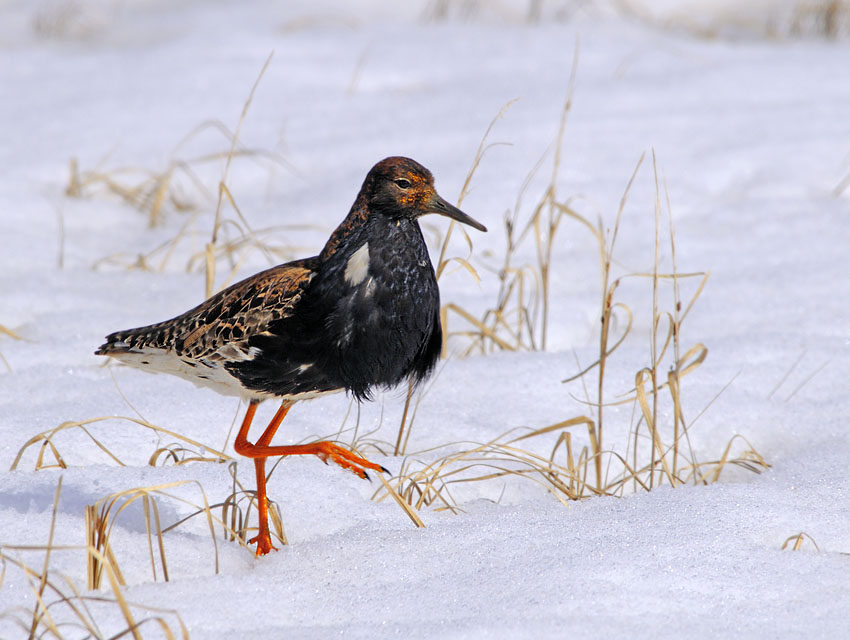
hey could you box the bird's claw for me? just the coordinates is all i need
[249,532,278,556]
[313,441,386,480]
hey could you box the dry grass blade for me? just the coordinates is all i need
[220,461,288,549]
[86,481,222,591]
[441,303,518,352]
[767,350,806,400]
[635,367,676,485]
[206,52,275,298]
[0,324,20,373]
[434,97,513,282]
[781,532,820,552]
[689,435,770,484]
[1,483,188,638]
[10,414,231,472]
[393,381,416,456]
[835,169,850,196]
[784,359,830,402]
[380,131,767,513]
[376,473,426,528]
[389,359,447,457]
[0,324,22,340]
[508,416,595,444]
[562,303,634,383]
[441,51,583,356]
[27,476,63,637]
[429,98,515,365]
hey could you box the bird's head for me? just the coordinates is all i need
[362,157,487,232]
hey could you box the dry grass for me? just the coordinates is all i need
[781,531,821,551]
[8,411,294,557]
[0,323,21,373]
[0,324,21,340]
[85,480,223,590]
[219,460,289,549]
[0,478,189,639]
[613,0,850,39]
[790,0,850,38]
[10,406,428,560]
[65,117,284,230]
[422,0,545,23]
[70,54,306,299]
[203,52,274,299]
[374,77,769,511]
[439,50,579,356]
[390,99,514,455]
[9,415,230,472]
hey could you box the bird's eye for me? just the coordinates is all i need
[394,178,411,189]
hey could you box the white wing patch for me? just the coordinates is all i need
[344,242,370,286]
[215,343,261,362]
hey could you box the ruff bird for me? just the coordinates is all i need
[96,156,487,555]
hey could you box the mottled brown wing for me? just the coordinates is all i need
[95,258,319,398]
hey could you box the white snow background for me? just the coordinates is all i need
[1,0,849,638]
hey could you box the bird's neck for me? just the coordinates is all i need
[319,196,370,261]
[320,198,419,262]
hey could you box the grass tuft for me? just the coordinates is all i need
[9,412,292,553]
[220,461,289,549]
[613,0,850,39]
[393,99,514,456]
[10,415,230,472]
[375,77,769,512]
[440,47,579,356]
[85,481,222,589]
[0,478,189,639]
[70,55,305,300]
[782,532,821,551]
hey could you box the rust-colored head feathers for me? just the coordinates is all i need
[361,156,486,230]
[322,156,486,260]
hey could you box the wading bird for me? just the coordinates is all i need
[96,156,487,555]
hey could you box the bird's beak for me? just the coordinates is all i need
[426,193,487,232]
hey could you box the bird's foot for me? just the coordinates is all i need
[312,442,387,480]
[249,531,278,556]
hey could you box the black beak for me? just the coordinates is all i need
[426,193,487,232]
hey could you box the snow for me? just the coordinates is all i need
[2,1,850,638]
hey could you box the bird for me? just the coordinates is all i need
[95,156,487,556]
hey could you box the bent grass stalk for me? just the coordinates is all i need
[71,55,300,289]
[10,415,231,472]
[376,110,768,510]
[205,52,276,299]
[11,408,423,557]
[393,99,512,456]
[85,481,222,590]
[781,532,821,552]
[0,478,189,639]
[0,324,21,372]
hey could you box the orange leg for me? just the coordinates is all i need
[233,400,387,556]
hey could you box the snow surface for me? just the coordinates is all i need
[2,1,850,638]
